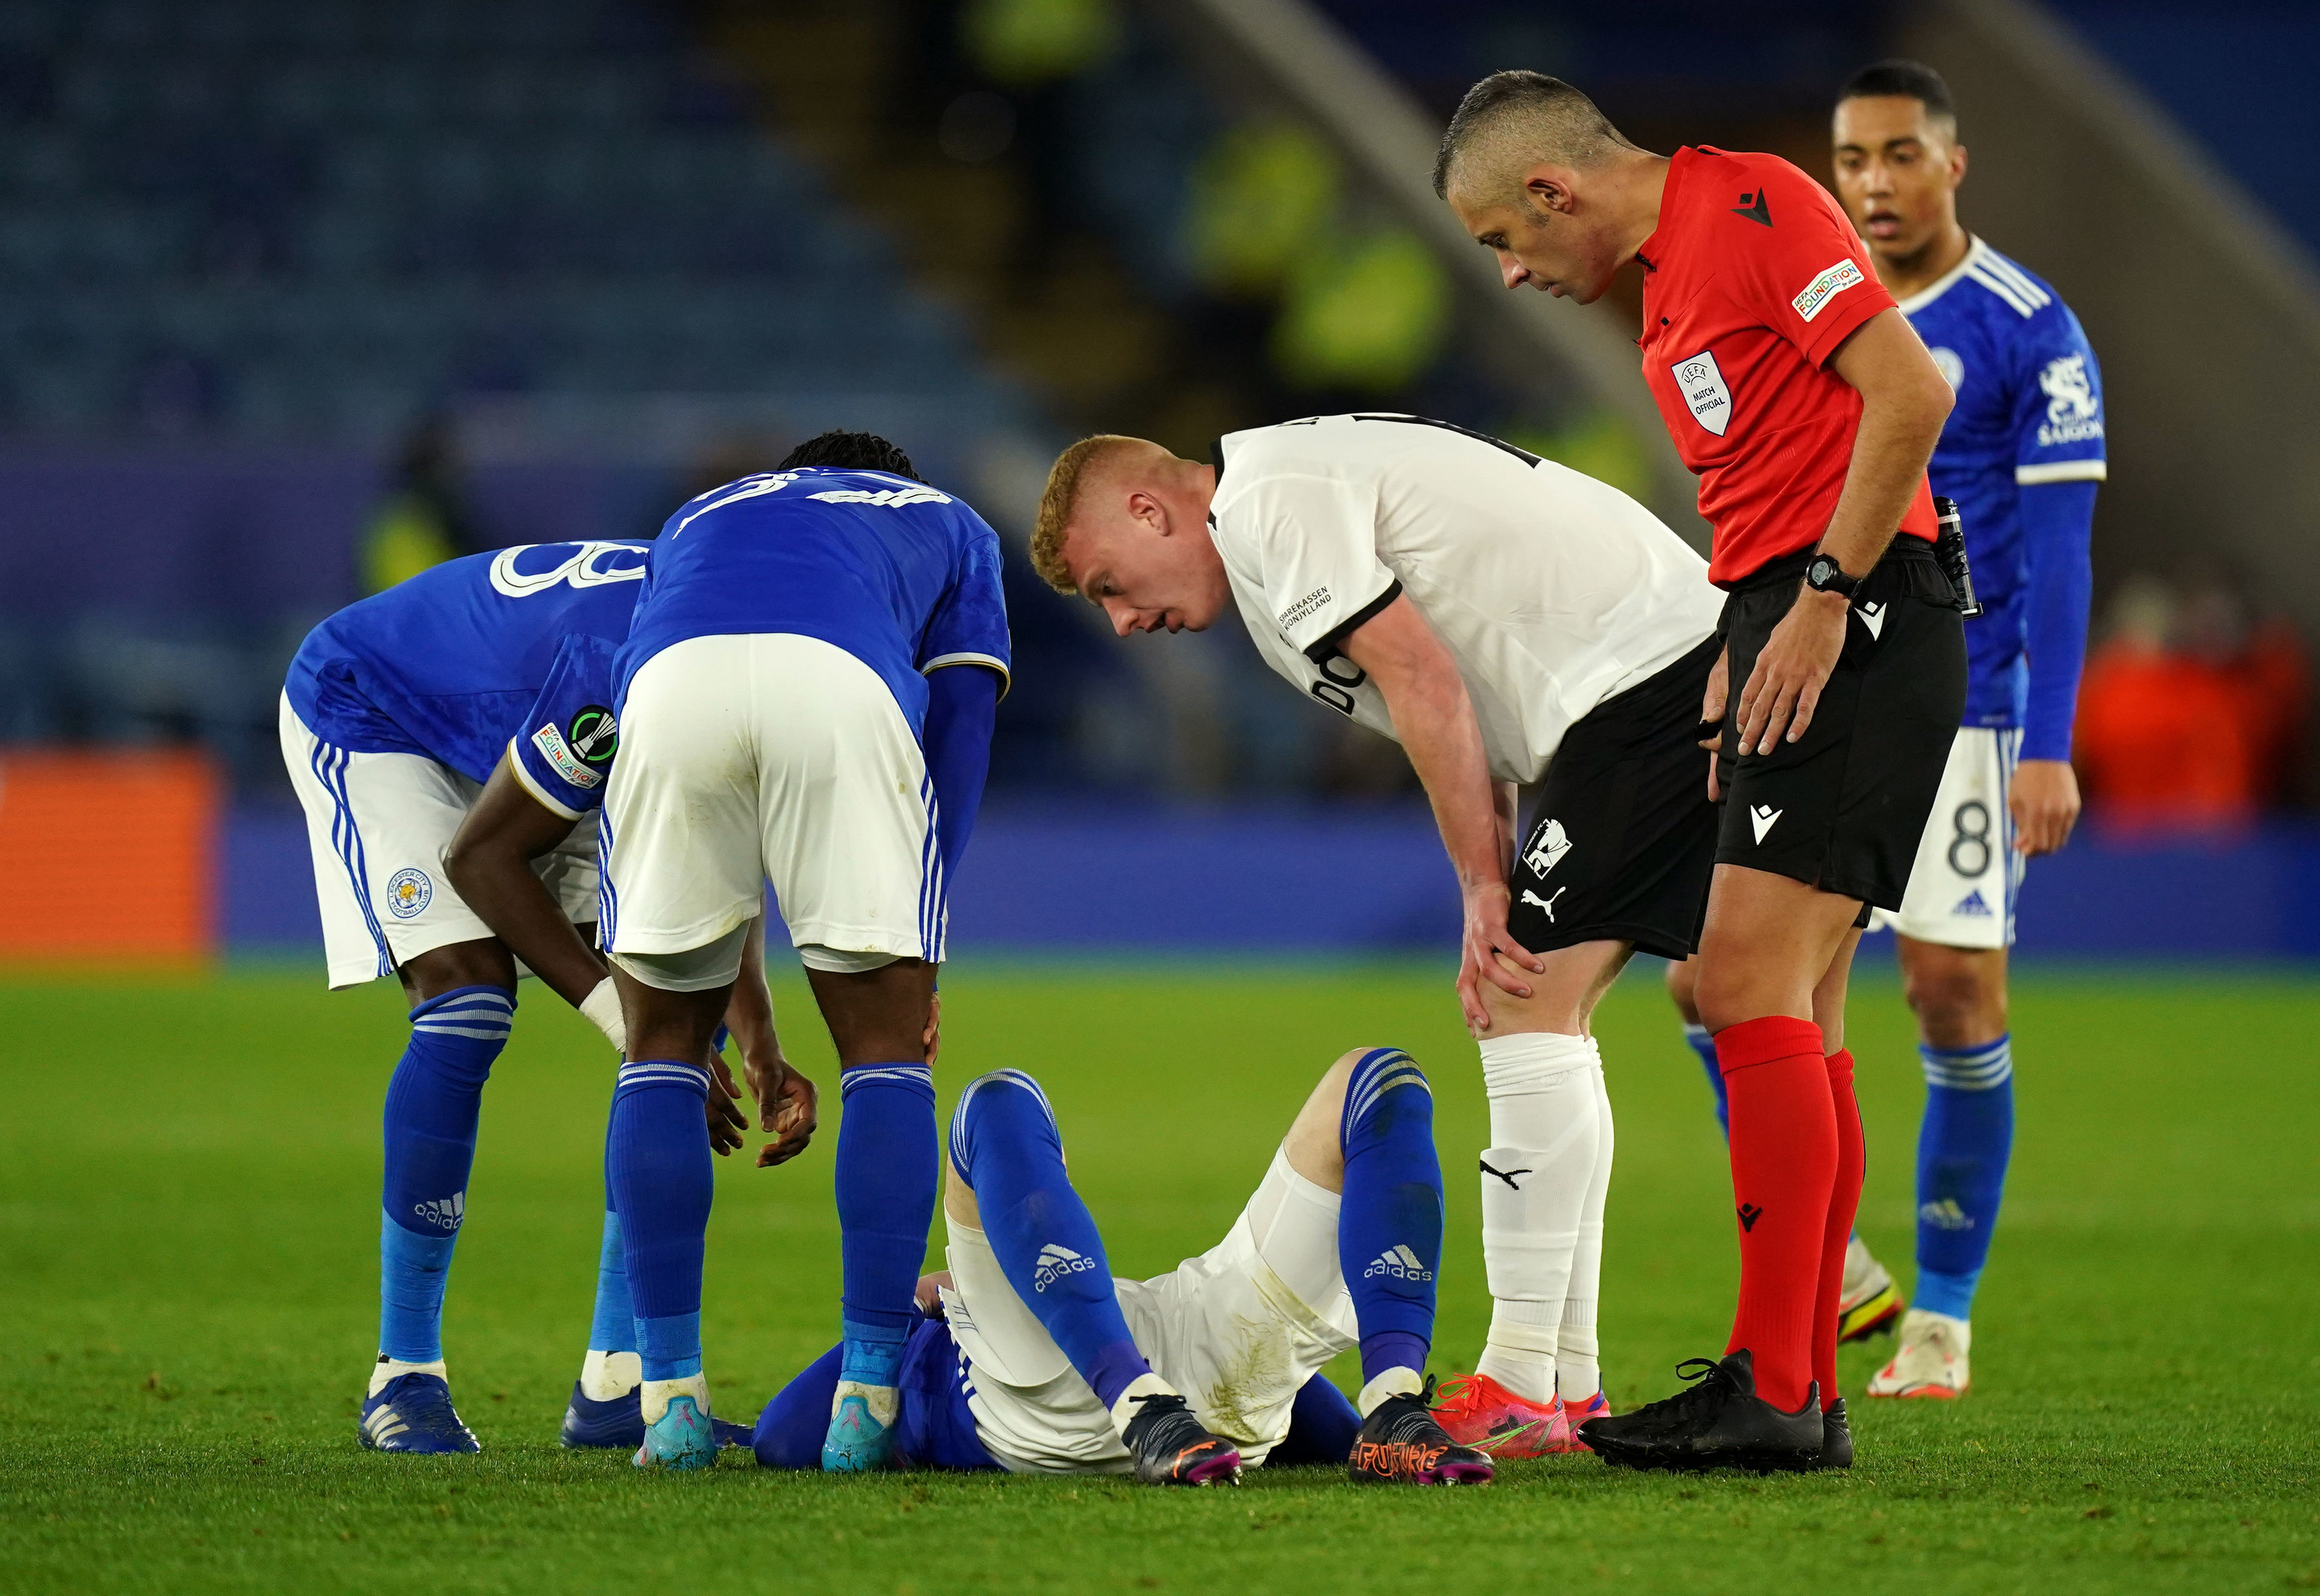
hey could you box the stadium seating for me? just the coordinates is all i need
[0,0,1013,442]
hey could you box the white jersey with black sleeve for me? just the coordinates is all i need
[1206,414,1724,784]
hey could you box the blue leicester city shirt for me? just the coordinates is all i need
[286,541,647,817]
[618,467,1012,733]
[1902,237,2105,752]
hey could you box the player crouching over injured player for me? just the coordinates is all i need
[753,1049,1492,1485]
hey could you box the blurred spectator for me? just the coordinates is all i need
[360,416,480,595]
[2073,574,2315,831]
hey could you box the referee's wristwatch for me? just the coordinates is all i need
[1804,554,1864,601]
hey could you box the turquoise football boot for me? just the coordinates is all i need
[821,1383,898,1472]
[633,1393,717,1471]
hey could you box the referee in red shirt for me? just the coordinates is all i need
[1436,72,1967,1471]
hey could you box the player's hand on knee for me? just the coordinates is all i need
[749,1047,819,1168]
[2010,758,2081,857]
[705,1053,748,1157]
[1459,880,1540,1032]
[1738,593,1845,754]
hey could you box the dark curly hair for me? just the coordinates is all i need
[776,429,922,483]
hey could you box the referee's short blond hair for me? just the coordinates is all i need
[1031,434,1146,594]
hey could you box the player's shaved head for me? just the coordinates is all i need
[1432,71,1637,205]
[1031,433,1173,594]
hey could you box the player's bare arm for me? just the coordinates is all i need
[445,756,616,1009]
[445,754,804,1158]
[1735,308,1953,754]
[1338,593,1544,1029]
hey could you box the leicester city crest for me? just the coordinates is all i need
[385,867,434,920]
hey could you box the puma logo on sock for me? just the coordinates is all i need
[1481,1159,1531,1190]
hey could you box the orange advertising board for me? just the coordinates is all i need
[0,748,219,963]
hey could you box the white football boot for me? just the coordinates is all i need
[1865,1308,1971,1398]
[1836,1235,1902,1343]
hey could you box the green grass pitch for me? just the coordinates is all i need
[3,960,2315,1593]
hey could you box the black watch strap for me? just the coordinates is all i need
[1805,555,1863,600]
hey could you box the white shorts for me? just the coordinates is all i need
[280,694,601,989]
[1867,725,2022,950]
[938,1149,1358,1474]
[599,633,943,979]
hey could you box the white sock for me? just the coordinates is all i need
[368,1357,445,1397]
[1106,1371,1181,1441]
[1473,1031,1600,1406]
[641,1372,709,1425]
[1557,1045,1614,1401]
[580,1349,642,1402]
[1356,1365,1424,1418]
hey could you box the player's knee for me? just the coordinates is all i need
[947,1069,1059,1186]
[399,939,517,1005]
[1664,953,1702,1025]
[1902,956,2006,1045]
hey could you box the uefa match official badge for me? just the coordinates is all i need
[385,867,434,919]
[1672,351,1733,435]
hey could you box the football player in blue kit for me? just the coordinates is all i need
[591,432,1010,1471]
[1667,60,2103,1398]
[282,533,813,1455]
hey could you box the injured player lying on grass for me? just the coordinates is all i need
[753,1048,1493,1485]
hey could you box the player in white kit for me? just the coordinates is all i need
[753,1046,1493,1485]
[1031,415,1725,1455]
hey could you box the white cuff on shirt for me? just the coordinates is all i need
[2015,460,2107,485]
[505,736,589,821]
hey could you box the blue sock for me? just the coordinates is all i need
[378,985,512,1363]
[1914,1035,2014,1322]
[587,1208,638,1356]
[1266,1372,1363,1466]
[1683,1022,1729,1136]
[607,1059,713,1381]
[835,1062,939,1389]
[951,1070,1152,1410]
[1338,1048,1442,1387]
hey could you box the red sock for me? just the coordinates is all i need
[1717,1015,1837,1412]
[1814,1048,1867,1412]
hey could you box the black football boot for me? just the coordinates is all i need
[1578,1349,1822,1473]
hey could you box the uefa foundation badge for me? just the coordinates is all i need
[385,867,434,919]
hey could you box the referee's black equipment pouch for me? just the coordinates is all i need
[1932,496,1983,618]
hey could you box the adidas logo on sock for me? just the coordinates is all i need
[1032,1242,1097,1293]
[1362,1244,1434,1282]
[1919,1198,1975,1231]
[412,1192,465,1231]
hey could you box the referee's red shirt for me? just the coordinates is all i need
[1637,145,1938,585]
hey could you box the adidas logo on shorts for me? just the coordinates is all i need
[1362,1244,1433,1282]
[411,1193,465,1231]
[1032,1242,1097,1293]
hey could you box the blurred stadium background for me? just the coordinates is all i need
[1,0,2315,967]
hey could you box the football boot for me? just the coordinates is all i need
[821,1383,898,1472]
[560,1381,751,1450]
[1579,1350,1822,1473]
[1351,1379,1494,1485]
[1555,1388,1611,1453]
[1814,1397,1853,1470]
[1430,1372,1558,1459]
[359,1371,480,1455]
[1837,1235,1904,1344]
[1865,1310,1971,1399]
[1119,1392,1242,1486]
[634,1392,718,1471]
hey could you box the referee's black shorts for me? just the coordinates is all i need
[1714,543,1969,913]
[1507,634,1722,961]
